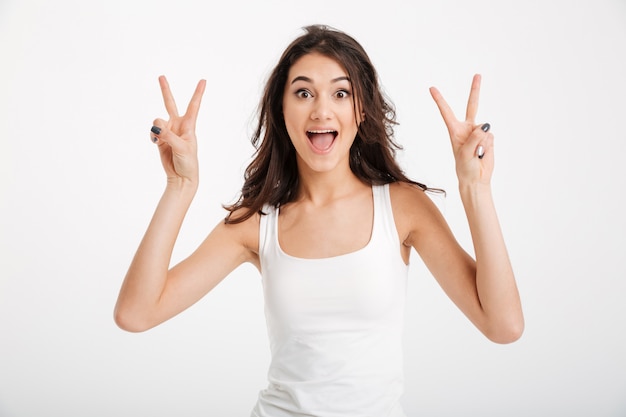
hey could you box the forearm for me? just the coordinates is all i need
[459,182,524,342]
[115,179,198,330]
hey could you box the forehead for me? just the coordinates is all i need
[287,53,349,82]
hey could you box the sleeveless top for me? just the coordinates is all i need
[251,184,409,417]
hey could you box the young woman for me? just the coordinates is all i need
[115,25,523,417]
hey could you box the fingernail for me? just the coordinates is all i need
[151,125,161,135]
[477,145,485,159]
[151,136,158,143]
[481,123,490,132]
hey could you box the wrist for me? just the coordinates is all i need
[458,181,493,203]
[165,176,199,196]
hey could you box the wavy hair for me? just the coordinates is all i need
[225,25,436,223]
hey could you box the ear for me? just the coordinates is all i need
[354,95,365,125]
[358,111,366,127]
[356,103,365,124]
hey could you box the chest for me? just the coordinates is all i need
[277,196,374,259]
[260,187,409,334]
[262,241,408,335]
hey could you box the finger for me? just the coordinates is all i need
[477,132,494,159]
[150,118,166,143]
[184,79,207,121]
[150,125,161,143]
[476,123,491,158]
[151,118,184,150]
[429,86,458,129]
[158,75,180,118]
[465,74,481,123]
[465,126,493,159]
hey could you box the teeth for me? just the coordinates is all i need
[307,130,336,134]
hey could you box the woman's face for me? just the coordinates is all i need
[282,52,362,176]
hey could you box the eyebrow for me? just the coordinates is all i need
[290,75,351,85]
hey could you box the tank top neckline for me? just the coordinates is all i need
[273,185,381,262]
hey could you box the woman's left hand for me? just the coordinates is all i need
[430,74,494,186]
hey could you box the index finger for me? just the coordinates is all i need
[465,74,481,123]
[158,75,180,118]
[429,86,459,128]
[184,79,207,120]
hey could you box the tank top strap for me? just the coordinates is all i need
[258,204,277,261]
[372,183,399,246]
[260,186,398,259]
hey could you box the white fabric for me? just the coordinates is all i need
[252,184,409,417]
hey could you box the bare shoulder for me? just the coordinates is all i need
[389,181,441,218]
[208,208,261,266]
[389,181,447,246]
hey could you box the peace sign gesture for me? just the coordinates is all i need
[150,76,206,185]
[430,74,494,185]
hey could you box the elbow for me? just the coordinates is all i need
[113,304,153,333]
[484,317,525,345]
[487,326,524,344]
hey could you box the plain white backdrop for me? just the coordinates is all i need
[1,0,625,416]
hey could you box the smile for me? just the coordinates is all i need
[306,130,338,153]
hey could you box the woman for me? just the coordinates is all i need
[115,25,523,417]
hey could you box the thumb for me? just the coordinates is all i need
[150,119,184,150]
[464,123,493,160]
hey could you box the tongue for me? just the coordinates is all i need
[309,133,335,151]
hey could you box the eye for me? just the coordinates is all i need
[335,89,351,99]
[296,89,312,99]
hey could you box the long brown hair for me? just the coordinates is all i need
[225,25,435,223]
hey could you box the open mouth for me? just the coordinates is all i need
[306,130,338,152]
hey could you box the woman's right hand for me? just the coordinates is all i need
[151,76,206,186]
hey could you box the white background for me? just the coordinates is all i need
[1,0,625,416]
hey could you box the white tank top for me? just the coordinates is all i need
[252,184,409,417]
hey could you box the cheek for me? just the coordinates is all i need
[282,99,295,124]
[283,113,297,139]
[282,112,302,148]
[283,106,308,134]
[341,110,360,134]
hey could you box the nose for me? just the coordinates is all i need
[311,96,334,120]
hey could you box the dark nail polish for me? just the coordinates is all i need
[151,125,161,135]
[481,123,490,132]
[477,145,485,159]
[151,136,158,143]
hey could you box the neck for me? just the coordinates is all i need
[295,163,365,205]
